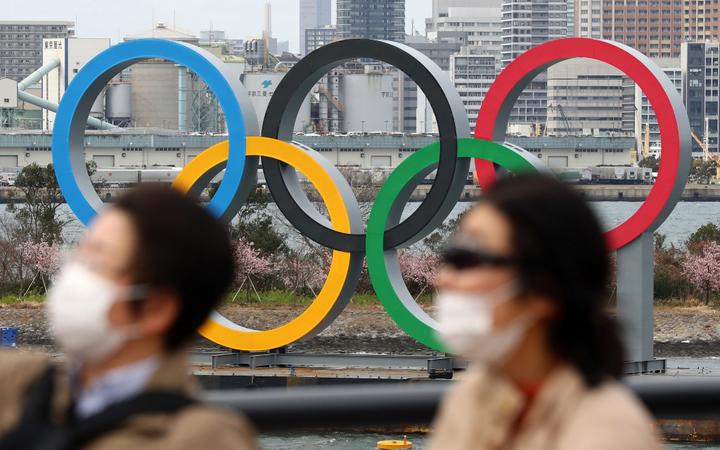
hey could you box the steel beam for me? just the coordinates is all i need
[617,232,655,363]
[17,58,60,91]
[204,376,720,431]
[17,90,115,130]
[197,351,466,371]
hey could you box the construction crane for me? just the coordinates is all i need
[692,131,720,182]
[546,104,572,136]
[643,123,651,160]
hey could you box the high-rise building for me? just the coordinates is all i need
[427,0,500,35]
[546,59,626,136]
[574,0,602,38]
[501,0,567,130]
[300,0,332,55]
[682,42,720,156]
[427,6,502,51]
[398,33,465,133]
[684,1,720,43]
[567,0,576,36]
[630,60,682,158]
[601,0,684,58]
[501,1,567,65]
[0,20,74,81]
[418,3,502,133]
[337,0,405,42]
[450,50,501,133]
[305,26,337,55]
[577,1,720,56]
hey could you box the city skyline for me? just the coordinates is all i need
[2,0,432,54]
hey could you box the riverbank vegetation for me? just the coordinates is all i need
[1,162,720,308]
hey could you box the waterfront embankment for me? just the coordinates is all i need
[4,184,720,204]
[3,301,719,357]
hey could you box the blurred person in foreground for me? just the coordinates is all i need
[0,185,257,450]
[429,174,663,450]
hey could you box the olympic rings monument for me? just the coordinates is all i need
[51,37,691,373]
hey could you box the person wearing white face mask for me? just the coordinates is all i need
[428,174,664,450]
[0,185,257,450]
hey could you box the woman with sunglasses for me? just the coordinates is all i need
[429,174,663,449]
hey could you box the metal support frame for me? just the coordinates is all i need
[17,58,60,91]
[204,376,720,431]
[200,351,463,373]
[617,232,656,364]
[17,91,114,130]
[16,56,116,130]
[195,350,662,378]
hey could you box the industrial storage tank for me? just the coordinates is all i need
[341,72,394,133]
[242,72,311,133]
[105,83,132,120]
[90,88,105,119]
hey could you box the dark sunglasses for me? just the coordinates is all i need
[440,241,518,270]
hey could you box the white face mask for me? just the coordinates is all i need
[435,281,532,365]
[46,262,144,363]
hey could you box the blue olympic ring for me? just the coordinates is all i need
[52,38,249,224]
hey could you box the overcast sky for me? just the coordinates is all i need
[5,0,432,53]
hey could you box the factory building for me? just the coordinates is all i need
[241,72,312,133]
[123,24,228,133]
[41,37,111,131]
[340,68,394,133]
[0,130,636,172]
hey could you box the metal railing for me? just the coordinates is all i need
[205,376,720,431]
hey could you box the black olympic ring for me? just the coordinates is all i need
[261,39,472,252]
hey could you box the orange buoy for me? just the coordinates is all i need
[377,435,412,449]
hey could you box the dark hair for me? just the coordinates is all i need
[481,174,623,387]
[113,184,234,350]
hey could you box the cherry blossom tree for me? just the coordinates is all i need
[231,238,273,302]
[681,241,720,304]
[397,250,440,298]
[19,241,62,293]
[275,249,330,297]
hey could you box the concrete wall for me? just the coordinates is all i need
[0,133,636,171]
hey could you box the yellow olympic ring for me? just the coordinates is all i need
[172,136,353,351]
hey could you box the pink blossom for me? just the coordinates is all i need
[19,241,61,276]
[397,250,440,289]
[275,250,329,294]
[681,241,720,303]
[232,239,273,285]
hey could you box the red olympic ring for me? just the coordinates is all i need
[474,38,690,250]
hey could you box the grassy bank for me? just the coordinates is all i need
[0,290,434,307]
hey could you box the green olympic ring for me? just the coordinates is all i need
[367,138,541,351]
